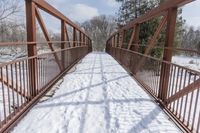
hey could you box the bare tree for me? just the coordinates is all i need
[0,0,21,21]
[181,26,200,55]
[0,0,27,59]
[82,15,117,51]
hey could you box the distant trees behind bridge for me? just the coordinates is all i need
[0,0,199,55]
[114,0,200,56]
[181,26,200,53]
[81,15,117,51]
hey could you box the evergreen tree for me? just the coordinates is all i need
[115,0,185,58]
[116,0,161,26]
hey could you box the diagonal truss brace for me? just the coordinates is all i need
[35,7,63,71]
[128,26,136,50]
[64,24,71,47]
[166,78,200,104]
[0,75,29,99]
[133,15,167,73]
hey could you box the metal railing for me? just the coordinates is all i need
[0,42,91,132]
[107,47,200,133]
[106,0,199,132]
[0,0,92,132]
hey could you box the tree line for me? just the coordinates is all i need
[84,0,199,54]
[0,0,199,55]
[181,26,200,53]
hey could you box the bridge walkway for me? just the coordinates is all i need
[12,52,180,133]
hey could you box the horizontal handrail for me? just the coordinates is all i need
[108,0,194,40]
[118,47,200,75]
[0,46,88,68]
[0,46,91,132]
[107,47,200,133]
[113,43,200,55]
[0,41,89,46]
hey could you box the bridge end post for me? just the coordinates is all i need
[158,7,178,102]
[25,0,38,97]
[61,20,66,70]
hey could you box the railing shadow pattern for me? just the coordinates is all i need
[107,47,200,133]
[0,45,91,132]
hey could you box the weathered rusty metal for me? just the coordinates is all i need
[133,15,167,74]
[159,7,178,101]
[26,0,37,97]
[106,0,199,132]
[0,0,92,132]
[127,26,136,50]
[61,20,66,69]
[35,7,63,71]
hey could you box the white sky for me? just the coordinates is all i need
[182,0,200,29]
[14,0,200,32]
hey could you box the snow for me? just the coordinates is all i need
[0,65,29,120]
[11,52,180,133]
[172,55,200,72]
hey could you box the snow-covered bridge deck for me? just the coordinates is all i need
[12,53,180,133]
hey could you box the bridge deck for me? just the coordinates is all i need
[12,52,180,133]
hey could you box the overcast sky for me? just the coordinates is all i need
[182,0,200,28]
[45,0,120,22]
[17,0,200,32]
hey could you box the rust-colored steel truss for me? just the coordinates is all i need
[0,0,92,132]
[106,0,199,133]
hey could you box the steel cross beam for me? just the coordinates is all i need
[64,24,71,47]
[166,78,200,104]
[32,0,89,39]
[133,15,167,74]
[61,20,66,69]
[108,0,194,40]
[127,26,136,50]
[0,75,29,99]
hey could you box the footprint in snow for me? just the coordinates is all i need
[79,95,83,100]
[116,82,121,86]
[115,118,120,129]
[133,110,142,116]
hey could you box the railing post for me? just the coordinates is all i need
[116,33,119,47]
[90,38,92,51]
[79,31,82,46]
[83,34,85,46]
[26,0,37,97]
[120,30,125,48]
[61,20,66,69]
[158,7,177,102]
[73,27,76,47]
[114,35,116,47]
[133,24,140,52]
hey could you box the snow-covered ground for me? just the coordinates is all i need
[172,55,200,72]
[11,52,180,133]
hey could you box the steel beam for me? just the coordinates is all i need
[119,30,125,48]
[133,24,140,51]
[32,0,90,39]
[133,15,167,74]
[159,8,178,101]
[26,0,37,97]
[73,27,77,47]
[128,26,136,50]
[166,78,200,104]
[61,20,66,69]
[108,0,194,40]
[35,7,63,71]
[64,24,71,47]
